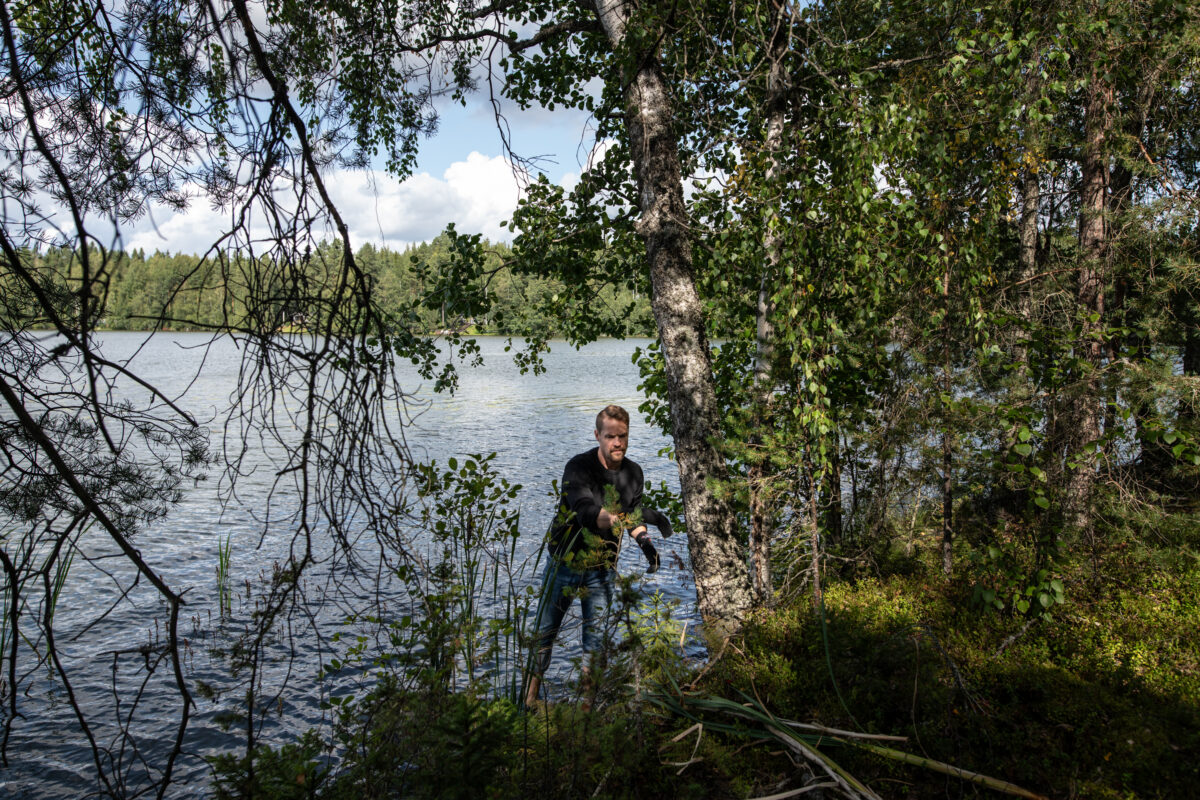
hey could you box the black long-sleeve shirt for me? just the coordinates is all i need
[548,447,666,569]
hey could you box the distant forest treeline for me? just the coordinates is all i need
[29,233,657,338]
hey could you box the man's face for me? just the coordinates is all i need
[595,416,629,469]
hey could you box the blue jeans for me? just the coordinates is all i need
[529,560,615,677]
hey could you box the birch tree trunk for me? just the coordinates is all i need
[589,0,753,640]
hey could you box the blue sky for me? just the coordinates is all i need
[421,98,597,181]
[121,93,598,257]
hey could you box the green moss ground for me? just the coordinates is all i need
[699,522,1200,799]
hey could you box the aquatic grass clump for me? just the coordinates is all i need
[216,533,232,618]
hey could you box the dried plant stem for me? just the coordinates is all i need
[848,741,1050,800]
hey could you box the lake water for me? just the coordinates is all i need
[0,332,699,798]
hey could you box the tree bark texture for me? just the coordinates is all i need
[1015,167,1040,370]
[941,262,953,576]
[589,0,753,640]
[1183,318,1200,427]
[1014,46,1044,373]
[1066,62,1112,535]
[748,2,790,606]
[1104,158,1132,452]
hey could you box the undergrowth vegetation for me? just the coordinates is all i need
[211,486,1199,800]
[707,500,1200,800]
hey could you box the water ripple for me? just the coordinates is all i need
[3,334,699,798]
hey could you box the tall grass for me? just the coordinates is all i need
[409,453,535,699]
[0,545,9,683]
[46,545,74,626]
[216,534,232,618]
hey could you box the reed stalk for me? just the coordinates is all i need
[216,534,232,618]
[46,547,74,626]
[848,741,1050,800]
[650,686,1050,800]
[0,565,8,671]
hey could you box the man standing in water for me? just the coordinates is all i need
[524,405,670,709]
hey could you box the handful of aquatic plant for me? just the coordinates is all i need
[604,485,657,573]
[603,484,642,536]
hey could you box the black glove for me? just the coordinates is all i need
[643,508,674,539]
[656,515,673,539]
[635,531,659,574]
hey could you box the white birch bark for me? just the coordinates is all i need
[588,0,753,640]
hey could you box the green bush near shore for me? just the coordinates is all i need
[211,500,1200,800]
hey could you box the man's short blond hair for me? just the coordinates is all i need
[595,404,630,432]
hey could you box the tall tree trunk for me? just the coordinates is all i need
[806,458,823,609]
[824,447,843,540]
[1107,158,1131,458]
[1066,60,1112,536]
[1185,319,1200,379]
[1011,61,1041,478]
[747,0,791,607]
[941,260,953,576]
[1015,166,1040,371]
[1014,33,1043,374]
[590,0,752,640]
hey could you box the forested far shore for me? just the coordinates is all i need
[21,233,657,339]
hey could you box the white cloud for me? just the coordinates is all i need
[121,198,234,255]
[119,152,527,255]
[341,152,525,247]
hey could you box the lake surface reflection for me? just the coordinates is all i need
[1,332,699,798]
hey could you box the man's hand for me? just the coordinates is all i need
[656,515,673,539]
[635,531,659,574]
[642,507,674,538]
[597,508,615,529]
